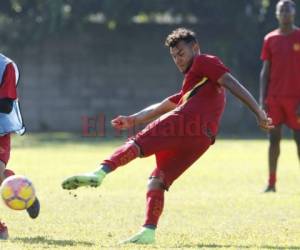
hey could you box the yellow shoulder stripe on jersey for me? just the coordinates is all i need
[181,77,208,103]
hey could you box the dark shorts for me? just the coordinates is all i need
[133,112,214,189]
[265,97,300,130]
[0,134,11,165]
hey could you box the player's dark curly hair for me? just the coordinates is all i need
[277,0,296,9]
[165,28,198,48]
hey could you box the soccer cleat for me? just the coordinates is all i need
[120,227,155,244]
[264,185,276,193]
[26,197,40,219]
[61,170,106,190]
[0,221,8,240]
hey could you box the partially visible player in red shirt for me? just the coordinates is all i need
[260,0,300,192]
[0,62,18,240]
[62,28,273,244]
[0,56,40,240]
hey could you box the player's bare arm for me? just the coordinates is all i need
[111,98,176,130]
[218,72,273,131]
[259,60,270,108]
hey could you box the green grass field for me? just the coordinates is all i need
[1,133,300,250]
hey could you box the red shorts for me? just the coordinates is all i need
[0,134,11,165]
[265,97,300,130]
[133,112,214,189]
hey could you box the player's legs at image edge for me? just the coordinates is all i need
[0,160,10,239]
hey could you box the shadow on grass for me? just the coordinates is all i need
[188,244,300,249]
[11,236,94,247]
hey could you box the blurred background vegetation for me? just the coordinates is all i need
[0,0,291,49]
[0,0,299,135]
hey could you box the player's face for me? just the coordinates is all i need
[276,2,296,25]
[170,40,198,74]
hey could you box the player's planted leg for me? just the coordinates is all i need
[121,177,164,244]
[62,141,140,190]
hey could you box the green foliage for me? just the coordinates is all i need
[0,0,299,93]
[0,0,294,45]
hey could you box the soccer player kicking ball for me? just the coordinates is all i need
[260,0,300,192]
[0,53,40,240]
[62,28,273,244]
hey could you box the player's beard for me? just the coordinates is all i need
[183,57,194,74]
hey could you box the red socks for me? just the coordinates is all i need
[269,173,276,187]
[4,169,15,178]
[102,142,164,228]
[102,142,139,171]
[143,189,164,228]
[0,169,15,185]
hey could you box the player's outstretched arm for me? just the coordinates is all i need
[259,60,270,108]
[218,72,273,131]
[111,98,177,130]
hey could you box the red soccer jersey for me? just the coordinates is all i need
[0,63,17,99]
[168,54,229,132]
[261,28,300,98]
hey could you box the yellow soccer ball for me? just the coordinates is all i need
[1,175,36,210]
